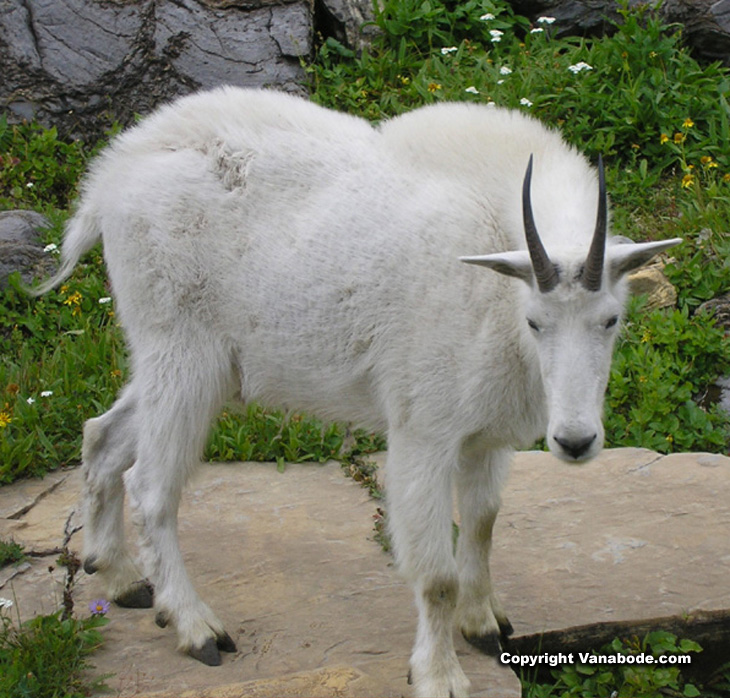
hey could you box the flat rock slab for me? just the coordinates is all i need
[1,447,729,696]
[1,460,517,697]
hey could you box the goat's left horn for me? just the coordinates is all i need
[523,155,559,293]
[581,154,607,292]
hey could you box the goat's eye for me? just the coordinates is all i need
[527,318,540,332]
[605,316,619,329]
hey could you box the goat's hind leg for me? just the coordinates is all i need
[123,346,236,665]
[82,386,153,608]
[455,445,513,654]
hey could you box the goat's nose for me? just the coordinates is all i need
[553,433,597,460]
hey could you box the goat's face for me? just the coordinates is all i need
[461,156,681,463]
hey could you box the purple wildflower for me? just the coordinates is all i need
[89,599,111,616]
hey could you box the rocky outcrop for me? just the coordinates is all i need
[0,0,315,142]
[511,0,730,67]
[0,210,54,290]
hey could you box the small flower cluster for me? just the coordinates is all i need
[660,117,728,189]
[0,597,13,611]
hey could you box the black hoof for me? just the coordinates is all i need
[83,555,99,575]
[155,610,170,628]
[189,637,222,666]
[463,630,502,656]
[115,580,154,608]
[498,617,514,638]
[216,631,237,653]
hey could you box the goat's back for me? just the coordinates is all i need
[68,89,555,441]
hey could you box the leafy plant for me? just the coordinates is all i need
[524,631,703,698]
[0,116,88,210]
[0,604,110,698]
[606,296,730,453]
[0,539,25,568]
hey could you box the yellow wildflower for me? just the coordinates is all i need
[63,291,83,316]
[723,173,730,183]
[0,411,11,428]
[681,173,695,189]
[666,434,674,443]
[683,117,694,128]
[673,132,685,144]
[641,330,652,343]
[660,133,669,144]
[427,82,442,93]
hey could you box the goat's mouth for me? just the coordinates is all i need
[549,431,601,463]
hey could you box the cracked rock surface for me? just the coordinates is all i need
[1,448,729,696]
[0,0,313,142]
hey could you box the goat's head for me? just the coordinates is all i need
[461,155,681,463]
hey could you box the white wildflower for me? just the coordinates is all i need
[489,29,503,42]
[26,182,34,189]
[26,397,35,405]
[464,86,480,94]
[440,46,458,55]
[497,79,505,85]
[98,297,112,304]
[0,598,13,610]
[40,390,53,397]
[520,97,533,107]
[537,16,556,24]
[499,66,512,75]
[568,61,593,73]
[480,12,496,21]
[530,27,544,34]
[43,243,59,254]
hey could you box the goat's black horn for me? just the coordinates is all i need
[581,154,607,292]
[523,155,559,293]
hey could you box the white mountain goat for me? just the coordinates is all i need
[34,87,680,696]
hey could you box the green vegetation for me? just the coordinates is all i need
[0,538,25,567]
[0,597,110,698]
[1,0,728,487]
[523,630,730,698]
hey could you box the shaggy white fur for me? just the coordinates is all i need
[35,87,680,696]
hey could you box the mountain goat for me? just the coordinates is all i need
[35,87,680,696]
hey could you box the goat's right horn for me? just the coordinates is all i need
[581,154,607,292]
[523,155,559,293]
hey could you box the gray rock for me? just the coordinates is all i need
[698,291,730,331]
[0,210,55,290]
[510,0,730,66]
[0,0,313,143]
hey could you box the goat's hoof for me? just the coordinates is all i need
[83,555,99,575]
[216,631,237,653]
[115,580,154,609]
[462,630,502,656]
[155,610,170,628]
[189,637,222,666]
[498,617,514,638]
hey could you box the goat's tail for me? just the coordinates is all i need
[27,205,102,296]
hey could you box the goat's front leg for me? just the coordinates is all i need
[455,445,513,654]
[386,432,470,698]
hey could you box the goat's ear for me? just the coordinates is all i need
[607,238,682,280]
[460,251,534,284]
